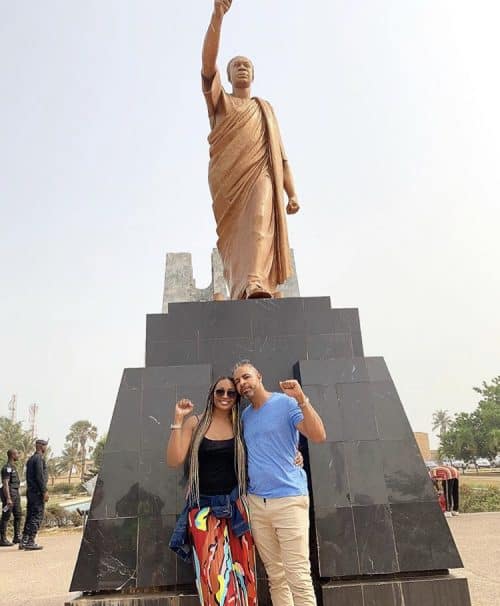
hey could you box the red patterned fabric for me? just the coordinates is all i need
[188,498,257,606]
[430,466,452,480]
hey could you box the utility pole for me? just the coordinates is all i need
[28,403,39,439]
[8,395,17,423]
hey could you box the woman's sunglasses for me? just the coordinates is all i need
[215,388,237,398]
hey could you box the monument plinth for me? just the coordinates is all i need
[67,296,470,606]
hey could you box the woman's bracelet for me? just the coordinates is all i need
[170,423,182,430]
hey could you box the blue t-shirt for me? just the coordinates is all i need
[242,392,308,498]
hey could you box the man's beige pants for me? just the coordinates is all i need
[247,494,317,606]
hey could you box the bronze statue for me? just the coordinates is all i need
[202,0,300,300]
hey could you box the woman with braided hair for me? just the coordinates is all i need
[166,377,257,606]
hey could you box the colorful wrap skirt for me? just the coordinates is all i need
[170,488,257,606]
[188,498,257,606]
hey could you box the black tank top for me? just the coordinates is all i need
[198,437,237,496]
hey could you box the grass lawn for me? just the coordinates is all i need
[460,469,500,487]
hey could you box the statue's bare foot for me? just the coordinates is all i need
[245,283,272,299]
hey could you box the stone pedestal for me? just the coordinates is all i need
[161,249,300,311]
[67,298,470,606]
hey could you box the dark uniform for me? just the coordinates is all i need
[22,452,48,548]
[1,461,22,545]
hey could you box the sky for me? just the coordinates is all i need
[1,1,499,456]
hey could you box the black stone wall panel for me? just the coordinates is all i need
[71,364,211,592]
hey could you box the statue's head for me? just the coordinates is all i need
[227,56,254,89]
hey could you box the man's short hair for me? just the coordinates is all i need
[7,448,15,459]
[35,439,48,446]
[232,359,260,375]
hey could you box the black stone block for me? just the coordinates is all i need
[89,450,139,520]
[298,358,370,385]
[391,501,463,571]
[337,382,378,441]
[106,370,142,452]
[146,338,198,367]
[351,331,364,357]
[70,518,138,592]
[252,298,308,336]
[372,381,414,441]
[315,508,359,577]
[363,582,404,606]
[322,583,364,606]
[400,576,471,606]
[137,515,195,587]
[306,333,354,359]
[320,576,470,606]
[344,441,388,506]
[352,505,398,574]
[382,440,437,503]
[303,385,344,441]
[308,442,350,508]
[139,451,184,516]
[198,336,253,376]
[303,296,333,312]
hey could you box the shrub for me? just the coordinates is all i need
[49,482,74,494]
[42,504,82,528]
[49,482,86,496]
[460,484,500,513]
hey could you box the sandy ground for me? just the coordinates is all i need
[0,513,498,606]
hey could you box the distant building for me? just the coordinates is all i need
[414,432,431,461]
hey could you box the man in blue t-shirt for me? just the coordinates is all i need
[233,360,326,606]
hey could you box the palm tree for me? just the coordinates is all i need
[59,442,80,484]
[432,409,452,438]
[46,454,60,486]
[66,420,98,481]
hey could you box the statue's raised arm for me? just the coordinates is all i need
[202,0,232,79]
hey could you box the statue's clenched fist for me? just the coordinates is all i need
[286,196,300,215]
[214,0,232,18]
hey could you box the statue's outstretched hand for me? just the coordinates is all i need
[214,0,232,18]
[286,196,300,215]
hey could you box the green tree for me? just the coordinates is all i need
[59,442,80,484]
[474,376,500,458]
[0,417,35,479]
[46,454,60,486]
[0,417,26,452]
[92,433,107,473]
[65,420,98,481]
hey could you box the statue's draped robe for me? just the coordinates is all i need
[203,71,293,299]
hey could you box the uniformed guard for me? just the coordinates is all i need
[0,448,23,547]
[20,439,49,551]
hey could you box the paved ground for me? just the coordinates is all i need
[0,513,498,606]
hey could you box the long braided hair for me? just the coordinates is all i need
[185,376,247,506]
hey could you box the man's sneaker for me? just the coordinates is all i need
[18,536,29,550]
[0,538,13,547]
[12,535,22,544]
[24,541,43,550]
[451,511,460,516]
[444,511,452,518]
